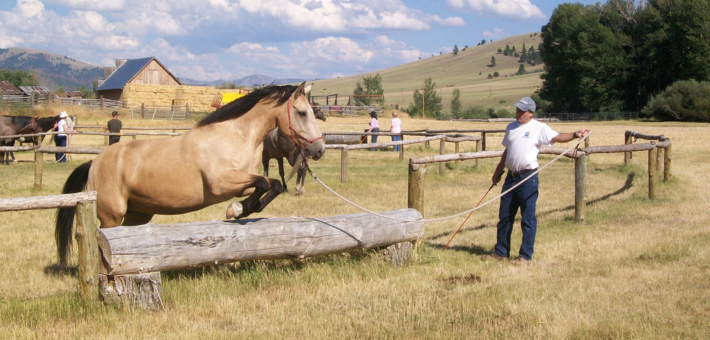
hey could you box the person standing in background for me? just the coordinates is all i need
[367,111,380,151]
[390,111,402,151]
[54,111,75,162]
[107,111,122,145]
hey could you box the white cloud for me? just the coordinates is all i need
[482,28,507,39]
[447,0,546,20]
[431,15,465,27]
[47,0,126,11]
[15,0,44,19]
[0,23,23,48]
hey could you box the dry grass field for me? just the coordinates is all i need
[1,106,709,339]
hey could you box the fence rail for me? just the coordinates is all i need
[537,112,639,121]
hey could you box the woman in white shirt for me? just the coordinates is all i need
[390,112,402,151]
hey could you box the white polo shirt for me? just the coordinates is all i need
[502,119,559,172]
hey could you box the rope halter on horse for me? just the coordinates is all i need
[286,98,323,150]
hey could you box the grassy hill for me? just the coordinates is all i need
[0,47,103,90]
[309,33,545,113]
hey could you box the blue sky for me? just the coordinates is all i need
[0,0,597,81]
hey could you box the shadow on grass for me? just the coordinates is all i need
[43,264,77,278]
[538,172,636,218]
[428,223,491,241]
[425,241,489,256]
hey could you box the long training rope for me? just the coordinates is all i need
[305,132,591,223]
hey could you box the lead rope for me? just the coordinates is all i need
[304,132,591,223]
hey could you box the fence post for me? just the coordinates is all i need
[408,163,426,216]
[141,103,145,119]
[425,130,430,148]
[76,200,99,302]
[34,151,43,191]
[439,140,446,175]
[398,134,404,161]
[100,96,104,110]
[476,139,482,169]
[656,146,663,174]
[663,145,672,182]
[624,132,633,164]
[185,103,190,119]
[575,155,587,223]
[648,146,657,200]
[481,132,487,151]
[340,149,349,183]
[0,92,3,110]
[30,92,35,108]
[454,142,460,167]
[584,135,590,148]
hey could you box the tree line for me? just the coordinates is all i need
[537,0,710,120]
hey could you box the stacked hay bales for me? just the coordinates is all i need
[122,84,249,112]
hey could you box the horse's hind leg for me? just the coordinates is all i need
[277,157,288,192]
[295,166,306,196]
[122,212,154,226]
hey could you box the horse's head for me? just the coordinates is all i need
[278,82,325,160]
[313,105,326,122]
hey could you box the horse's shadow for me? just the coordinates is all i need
[43,264,77,278]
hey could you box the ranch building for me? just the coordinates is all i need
[97,57,181,101]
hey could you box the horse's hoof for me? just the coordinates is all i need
[226,202,243,219]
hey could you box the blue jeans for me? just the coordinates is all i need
[495,172,539,260]
[369,128,379,151]
[392,135,401,151]
[54,135,67,162]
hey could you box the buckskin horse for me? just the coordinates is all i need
[55,83,325,267]
[262,106,325,195]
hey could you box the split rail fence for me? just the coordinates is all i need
[406,131,671,223]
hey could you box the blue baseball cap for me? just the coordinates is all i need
[514,97,536,113]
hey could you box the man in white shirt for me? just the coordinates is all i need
[484,97,589,263]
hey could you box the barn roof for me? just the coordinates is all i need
[97,57,180,91]
[19,86,51,96]
[0,81,24,95]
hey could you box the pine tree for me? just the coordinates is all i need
[408,77,442,118]
[490,56,496,67]
[453,45,459,55]
[481,39,486,45]
[517,63,526,75]
[497,48,502,53]
[512,46,516,53]
[487,74,493,79]
[450,88,462,117]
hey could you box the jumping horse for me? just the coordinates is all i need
[262,106,325,195]
[55,83,325,267]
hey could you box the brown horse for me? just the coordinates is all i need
[0,116,41,164]
[55,83,325,267]
[262,106,325,195]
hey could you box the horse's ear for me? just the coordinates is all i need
[295,82,306,97]
[304,84,312,96]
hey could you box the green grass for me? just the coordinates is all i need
[1,114,709,338]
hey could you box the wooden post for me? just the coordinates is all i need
[454,142,460,167]
[656,146,663,174]
[76,201,99,302]
[30,92,35,108]
[408,164,426,216]
[0,92,4,111]
[185,103,190,119]
[481,132,487,151]
[663,145,672,182]
[476,139,482,169]
[100,96,104,110]
[132,135,136,140]
[624,133,633,164]
[340,149,349,183]
[574,155,587,223]
[141,103,145,119]
[584,135,590,148]
[398,134,404,160]
[34,151,43,191]
[439,140,445,175]
[648,147,657,200]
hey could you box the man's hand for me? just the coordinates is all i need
[575,129,591,139]
[492,169,504,185]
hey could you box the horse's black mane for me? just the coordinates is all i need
[197,85,299,127]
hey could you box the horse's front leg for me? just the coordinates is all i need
[295,165,307,196]
[226,175,284,219]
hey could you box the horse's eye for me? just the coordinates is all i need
[298,110,306,117]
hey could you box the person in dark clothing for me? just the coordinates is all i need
[107,111,122,145]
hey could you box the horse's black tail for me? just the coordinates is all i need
[56,161,92,268]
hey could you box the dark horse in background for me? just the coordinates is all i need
[55,83,325,268]
[262,106,325,195]
[0,116,41,164]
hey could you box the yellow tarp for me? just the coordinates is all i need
[222,93,247,104]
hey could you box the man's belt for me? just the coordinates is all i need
[509,168,537,177]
